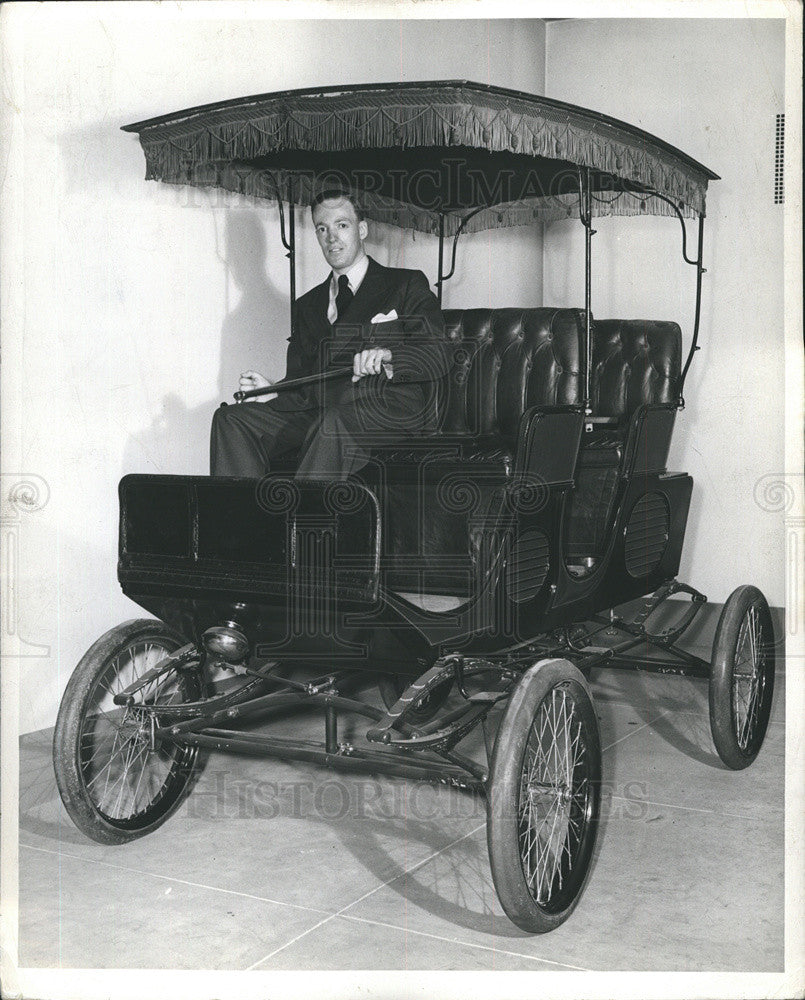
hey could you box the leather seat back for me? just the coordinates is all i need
[591,319,682,418]
[440,308,585,445]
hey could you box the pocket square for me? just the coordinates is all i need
[370,309,398,323]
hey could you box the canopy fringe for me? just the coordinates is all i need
[157,164,695,237]
[134,85,710,233]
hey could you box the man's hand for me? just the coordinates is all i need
[238,371,273,402]
[352,348,393,382]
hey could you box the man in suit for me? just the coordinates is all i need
[210,190,447,480]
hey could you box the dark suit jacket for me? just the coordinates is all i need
[270,256,447,412]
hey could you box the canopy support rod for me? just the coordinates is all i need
[436,212,445,306]
[579,167,595,413]
[265,171,296,337]
[438,207,486,291]
[624,183,706,407]
[287,178,296,340]
[626,183,701,265]
[678,214,705,407]
[266,173,292,254]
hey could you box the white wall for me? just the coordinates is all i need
[1,8,545,733]
[544,17,786,607]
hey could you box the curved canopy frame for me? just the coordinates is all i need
[123,80,718,409]
[122,80,718,236]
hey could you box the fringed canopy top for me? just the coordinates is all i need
[122,80,718,236]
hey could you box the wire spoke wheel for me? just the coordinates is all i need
[709,586,775,769]
[518,685,590,906]
[487,659,601,933]
[54,619,205,844]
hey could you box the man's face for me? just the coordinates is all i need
[312,197,368,274]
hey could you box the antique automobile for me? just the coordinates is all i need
[52,81,776,934]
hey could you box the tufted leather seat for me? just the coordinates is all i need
[271,310,683,591]
[591,319,682,418]
[378,307,585,474]
[374,313,683,586]
[369,307,585,593]
[441,308,585,432]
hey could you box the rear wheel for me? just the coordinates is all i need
[53,619,205,844]
[487,659,601,933]
[709,586,776,769]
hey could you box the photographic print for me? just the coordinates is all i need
[1,3,802,999]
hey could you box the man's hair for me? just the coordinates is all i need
[311,188,366,222]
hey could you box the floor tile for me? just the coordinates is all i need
[18,842,331,970]
[252,910,577,971]
[27,719,488,915]
[342,807,782,971]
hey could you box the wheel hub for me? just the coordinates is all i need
[527,781,572,805]
[125,707,160,753]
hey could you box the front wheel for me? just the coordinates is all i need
[709,586,776,769]
[487,659,601,933]
[53,619,205,844]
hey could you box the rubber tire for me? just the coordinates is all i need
[709,585,776,770]
[53,619,205,844]
[487,658,601,934]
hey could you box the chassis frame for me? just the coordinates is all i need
[109,578,709,793]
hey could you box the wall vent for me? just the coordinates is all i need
[774,114,785,205]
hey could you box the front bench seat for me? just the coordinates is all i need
[377,307,585,475]
[365,307,585,594]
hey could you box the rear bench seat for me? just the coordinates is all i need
[592,319,682,417]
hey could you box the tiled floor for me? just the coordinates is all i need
[17,653,784,972]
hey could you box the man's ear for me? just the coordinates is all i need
[358,219,369,242]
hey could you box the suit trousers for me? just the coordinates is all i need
[210,379,434,480]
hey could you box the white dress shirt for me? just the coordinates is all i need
[327,253,369,324]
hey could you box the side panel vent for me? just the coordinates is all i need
[775,113,785,205]
[623,493,670,578]
[506,528,550,602]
